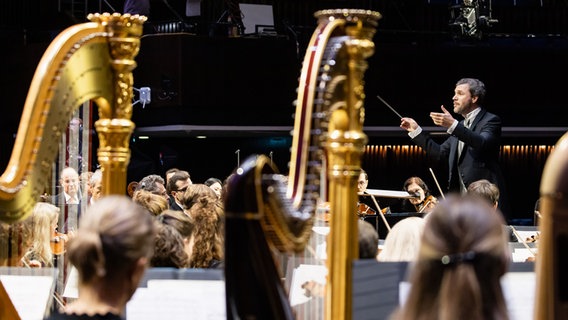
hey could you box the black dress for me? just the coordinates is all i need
[44,311,123,320]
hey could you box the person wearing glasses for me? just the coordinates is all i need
[166,170,191,211]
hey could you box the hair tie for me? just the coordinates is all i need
[440,251,476,266]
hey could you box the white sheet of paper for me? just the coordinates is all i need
[0,275,54,320]
[126,279,225,320]
[289,264,327,307]
[62,266,79,298]
[512,248,537,262]
[501,272,535,320]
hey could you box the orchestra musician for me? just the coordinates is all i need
[401,176,438,215]
[357,169,386,216]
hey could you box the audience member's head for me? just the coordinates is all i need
[180,184,224,268]
[150,223,189,268]
[166,170,191,204]
[89,169,103,204]
[204,177,223,199]
[60,167,80,199]
[358,220,379,259]
[64,196,156,316]
[158,210,195,262]
[165,168,180,185]
[391,194,509,320]
[136,174,168,199]
[132,189,169,216]
[378,217,425,262]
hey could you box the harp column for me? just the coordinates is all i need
[90,13,146,196]
[324,10,379,320]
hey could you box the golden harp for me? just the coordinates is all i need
[535,131,568,319]
[224,9,381,320]
[0,13,145,225]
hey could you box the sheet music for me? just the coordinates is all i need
[126,279,225,320]
[289,264,327,307]
[0,275,54,320]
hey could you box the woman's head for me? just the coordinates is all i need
[403,176,431,206]
[378,217,425,262]
[158,209,195,263]
[398,194,509,320]
[27,202,60,266]
[204,177,223,199]
[180,184,224,268]
[67,196,156,288]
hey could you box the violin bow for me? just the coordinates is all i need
[429,167,446,200]
[509,225,537,258]
[369,194,391,232]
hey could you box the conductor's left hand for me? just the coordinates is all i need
[429,105,455,128]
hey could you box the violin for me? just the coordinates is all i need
[357,202,377,216]
[416,195,438,214]
[50,231,68,255]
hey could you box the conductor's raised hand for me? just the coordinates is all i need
[400,117,418,132]
[429,105,455,128]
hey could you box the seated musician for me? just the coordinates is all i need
[401,176,438,215]
[467,179,518,243]
[357,169,388,216]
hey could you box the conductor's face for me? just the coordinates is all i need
[452,83,477,116]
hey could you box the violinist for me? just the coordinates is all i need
[402,176,438,215]
[357,169,379,216]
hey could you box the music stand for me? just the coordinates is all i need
[359,189,418,235]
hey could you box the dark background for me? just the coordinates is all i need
[1,0,567,223]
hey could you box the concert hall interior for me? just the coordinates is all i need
[2,0,566,224]
[2,1,568,319]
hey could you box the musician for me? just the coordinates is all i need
[401,176,437,215]
[467,179,517,242]
[45,196,156,320]
[399,78,510,220]
[357,169,380,216]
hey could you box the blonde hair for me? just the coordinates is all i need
[24,202,60,267]
[378,217,425,262]
[67,196,156,284]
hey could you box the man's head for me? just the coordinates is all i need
[467,179,500,209]
[167,171,191,203]
[60,167,80,197]
[358,170,369,193]
[136,174,168,200]
[453,78,486,116]
[89,170,103,203]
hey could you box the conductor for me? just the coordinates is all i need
[398,78,509,220]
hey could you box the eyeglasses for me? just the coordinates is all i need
[175,186,188,193]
